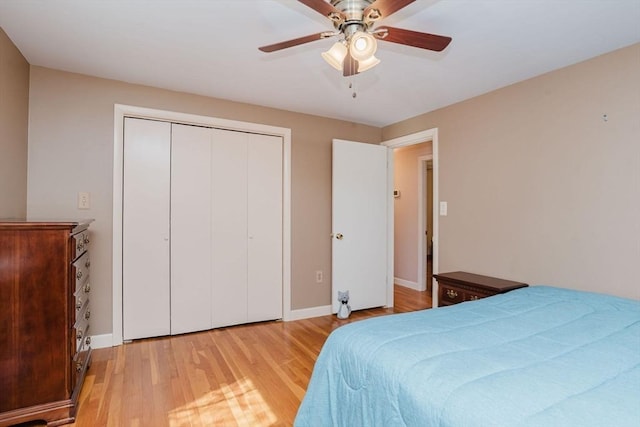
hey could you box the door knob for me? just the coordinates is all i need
[335,233,344,240]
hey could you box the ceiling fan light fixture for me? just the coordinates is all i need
[357,55,380,73]
[349,31,377,61]
[321,41,348,70]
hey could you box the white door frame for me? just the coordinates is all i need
[112,104,292,346]
[382,128,439,306]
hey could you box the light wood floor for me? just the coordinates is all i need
[71,285,431,427]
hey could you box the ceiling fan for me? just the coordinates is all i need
[258,0,452,77]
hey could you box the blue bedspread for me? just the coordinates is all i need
[295,286,640,426]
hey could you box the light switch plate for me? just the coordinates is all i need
[439,201,448,216]
[78,192,90,209]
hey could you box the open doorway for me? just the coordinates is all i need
[391,142,433,294]
[384,127,440,306]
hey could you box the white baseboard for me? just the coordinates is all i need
[90,333,114,349]
[93,306,333,348]
[288,305,332,321]
[395,277,423,291]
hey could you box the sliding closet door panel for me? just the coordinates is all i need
[211,130,249,328]
[170,124,212,334]
[247,135,283,322]
[123,118,171,340]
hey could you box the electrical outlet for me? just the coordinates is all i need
[78,192,90,210]
[315,270,323,284]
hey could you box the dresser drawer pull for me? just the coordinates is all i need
[85,336,92,346]
[76,270,83,280]
[85,260,91,269]
[446,289,458,299]
[76,299,83,310]
[84,310,91,320]
[77,241,84,252]
[76,361,83,373]
[84,283,91,293]
[84,236,90,245]
[76,329,83,340]
[469,295,479,301]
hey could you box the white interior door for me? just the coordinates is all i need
[332,139,389,312]
[170,123,212,334]
[123,118,171,340]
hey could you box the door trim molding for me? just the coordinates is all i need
[112,104,292,346]
[382,128,439,306]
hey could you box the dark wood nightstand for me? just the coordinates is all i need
[434,271,528,307]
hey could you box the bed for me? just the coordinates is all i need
[294,286,640,426]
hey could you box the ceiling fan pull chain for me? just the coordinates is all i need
[349,81,357,98]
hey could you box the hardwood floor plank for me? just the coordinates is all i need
[68,285,430,426]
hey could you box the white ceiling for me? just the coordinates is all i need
[1,0,639,127]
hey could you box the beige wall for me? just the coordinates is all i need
[393,142,432,284]
[0,27,29,218]
[383,43,640,300]
[27,66,381,336]
[21,41,640,342]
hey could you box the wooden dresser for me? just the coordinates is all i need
[0,220,93,426]
[434,271,528,307]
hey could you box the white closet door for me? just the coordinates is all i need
[211,129,249,328]
[247,134,283,322]
[123,118,171,340]
[170,124,212,334]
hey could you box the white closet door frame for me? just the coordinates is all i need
[112,105,292,346]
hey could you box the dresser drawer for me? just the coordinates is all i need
[74,281,91,313]
[74,298,91,326]
[72,347,91,389]
[74,303,90,351]
[73,251,90,291]
[75,322,91,353]
[72,230,91,259]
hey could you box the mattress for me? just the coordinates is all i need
[294,286,640,426]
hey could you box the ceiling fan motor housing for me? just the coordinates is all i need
[330,0,379,34]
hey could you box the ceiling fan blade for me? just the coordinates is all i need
[343,50,359,77]
[297,0,346,22]
[259,32,328,53]
[375,26,452,51]
[364,0,416,22]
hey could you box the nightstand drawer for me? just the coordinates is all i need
[435,272,528,307]
[440,285,464,304]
